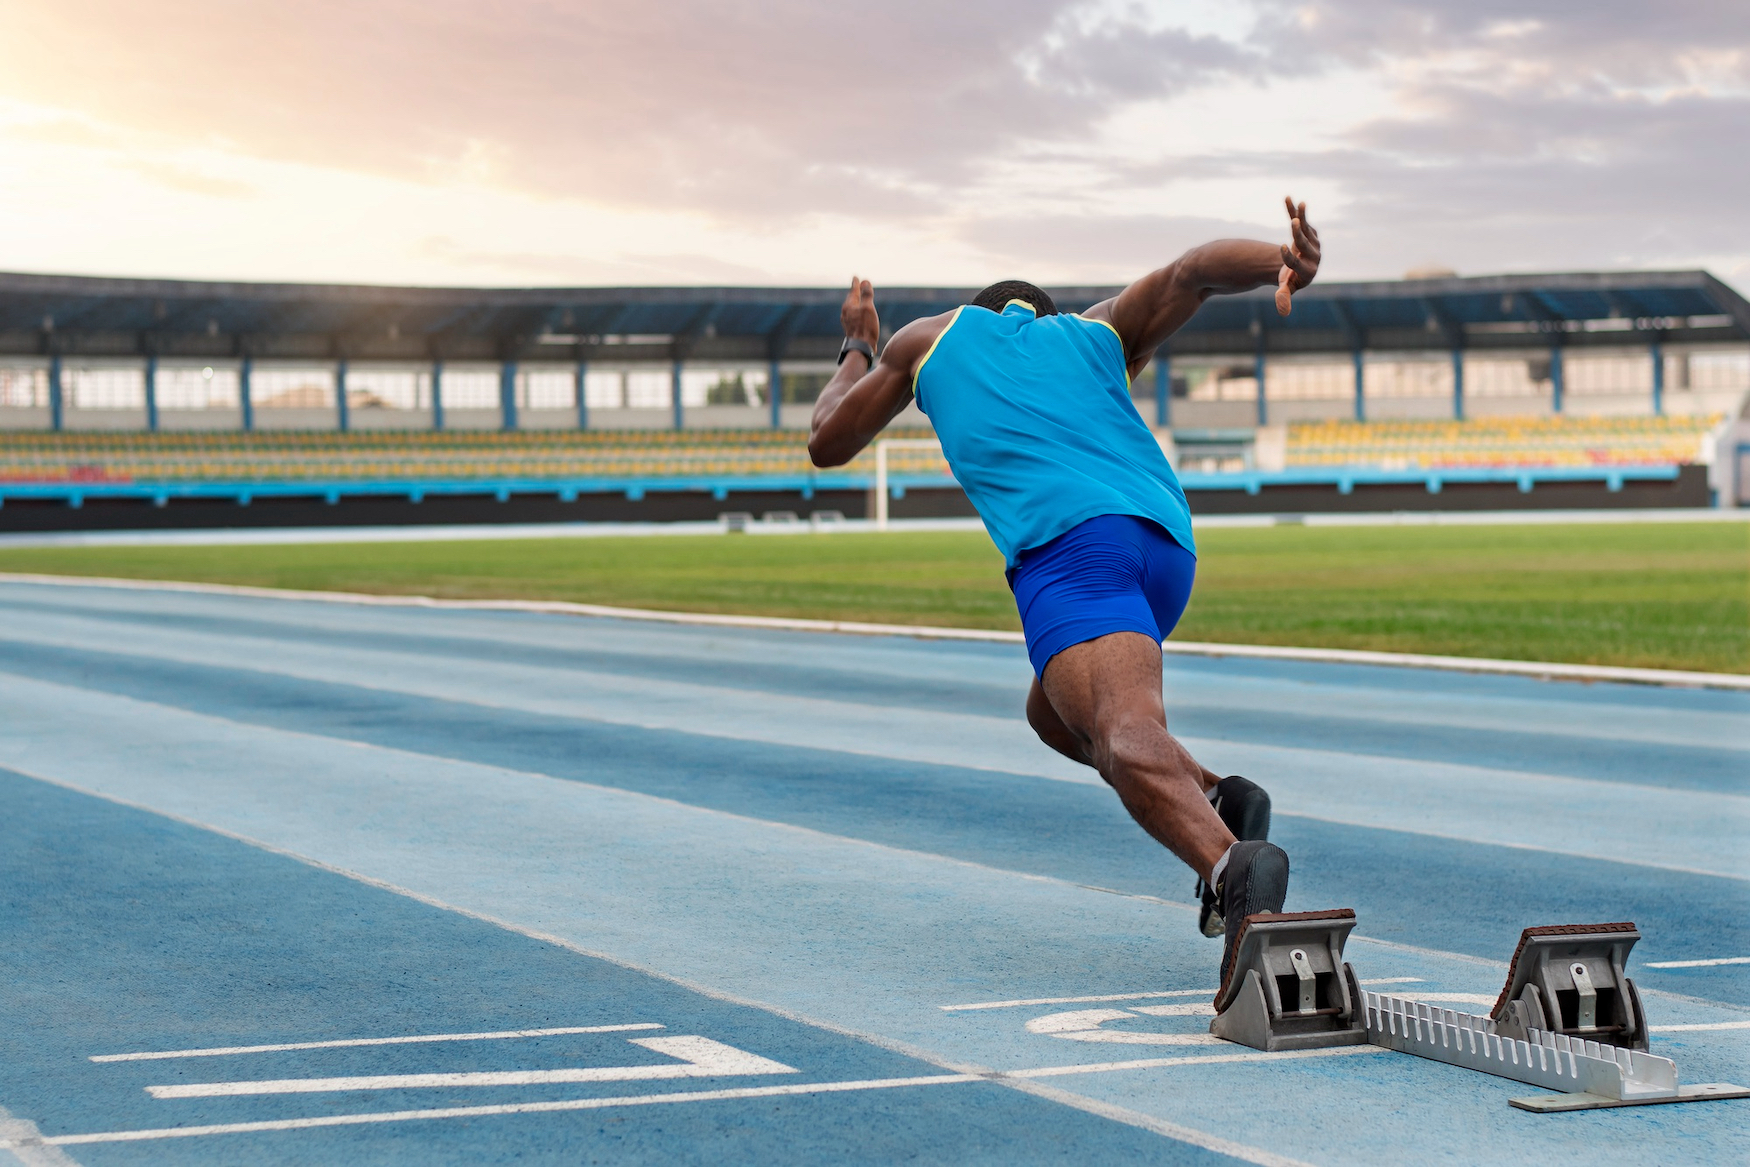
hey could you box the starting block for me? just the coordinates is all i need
[1208,914,1749,1111]
[1209,910,1368,1052]
[1361,921,1748,1112]
[1490,922,1647,1051]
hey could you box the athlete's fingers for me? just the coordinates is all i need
[1289,221,1319,274]
[1290,216,1310,254]
[1276,263,1295,316]
[1281,241,1314,282]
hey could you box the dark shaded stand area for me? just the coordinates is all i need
[0,466,1709,533]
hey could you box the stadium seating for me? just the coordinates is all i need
[0,428,947,485]
[0,415,1718,488]
[1285,415,1722,471]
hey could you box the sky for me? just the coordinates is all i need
[0,1,1744,291]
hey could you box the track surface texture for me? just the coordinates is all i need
[1,577,1745,1165]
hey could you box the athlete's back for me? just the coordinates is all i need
[913,299,1194,566]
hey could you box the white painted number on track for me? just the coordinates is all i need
[1025,1005,1223,1046]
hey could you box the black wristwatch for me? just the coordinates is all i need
[837,337,875,367]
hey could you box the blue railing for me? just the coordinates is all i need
[0,464,1682,509]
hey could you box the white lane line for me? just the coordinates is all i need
[26,1076,982,1147]
[1650,1021,1750,1032]
[12,612,1743,883]
[0,1105,84,1167]
[92,1023,663,1063]
[17,1052,1382,1158]
[942,989,1214,1012]
[1003,1045,1385,1078]
[1646,956,1750,968]
[941,981,1424,1011]
[8,570,1746,690]
[147,1036,792,1099]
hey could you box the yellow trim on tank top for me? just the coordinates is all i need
[910,305,966,391]
[1074,314,1131,390]
[1003,298,1038,315]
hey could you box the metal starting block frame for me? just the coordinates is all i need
[1490,922,1648,1051]
[1361,989,1750,1111]
[1209,910,1368,1052]
[1210,915,1749,1110]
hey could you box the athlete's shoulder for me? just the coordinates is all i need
[1064,310,1124,348]
[903,306,967,382]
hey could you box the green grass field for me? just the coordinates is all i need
[1,521,1744,673]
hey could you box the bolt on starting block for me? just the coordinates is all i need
[1210,914,1750,1112]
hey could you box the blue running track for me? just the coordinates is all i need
[0,577,1745,1165]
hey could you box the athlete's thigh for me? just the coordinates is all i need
[1039,629,1166,741]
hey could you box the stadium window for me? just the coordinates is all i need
[346,368,427,410]
[438,367,499,410]
[1362,357,1452,399]
[0,366,49,408]
[67,366,146,410]
[520,367,575,410]
[158,365,240,409]
[683,368,767,407]
[1681,349,1747,390]
[780,370,832,404]
[624,369,671,409]
[1565,350,1652,396]
[252,367,336,409]
[583,369,626,409]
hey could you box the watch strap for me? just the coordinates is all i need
[837,337,875,366]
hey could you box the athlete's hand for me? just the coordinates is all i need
[841,276,880,350]
[1275,198,1320,316]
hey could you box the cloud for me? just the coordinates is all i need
[960,212,1281,279]
[121,160,257,200]
[0,0,1742,287]
[0,0,1254,222]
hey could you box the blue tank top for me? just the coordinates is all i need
[912,300,1196,567]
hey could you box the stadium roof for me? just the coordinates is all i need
[1,268,1745,365]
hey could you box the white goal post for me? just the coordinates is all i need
[872,438,944,531]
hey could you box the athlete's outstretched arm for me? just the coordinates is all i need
[808,277,949,467]
[1087,197,1320,378]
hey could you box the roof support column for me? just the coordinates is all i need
[144,354,159,432]
[239,356,253,431]
[1550,344,1565,414]
[1352,347,1365,422]
[769,357,783,429]
[575,359,589,430]
[500,359,518,430]
[671,357,684,430]
[1451,346,1465,421]
[335,358,350,431]
[48,353,62,431]
[430,360,444,430]
[1153,350,1171,428]
[1253,346,1268,427]
[1649,339,1664,416]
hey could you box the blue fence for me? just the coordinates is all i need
[0,464,1682,510]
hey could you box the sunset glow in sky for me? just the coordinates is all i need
[0,1,1745,289]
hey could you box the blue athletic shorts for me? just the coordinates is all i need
[1006,513,1197,679]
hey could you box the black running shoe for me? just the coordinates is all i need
[1197,776,1272,938]
[1215,840,1290,991]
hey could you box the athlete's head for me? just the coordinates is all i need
[971,280,1058,318]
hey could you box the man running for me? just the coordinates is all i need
[808,198,1320,988]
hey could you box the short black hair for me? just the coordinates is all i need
[971,280,1058,317]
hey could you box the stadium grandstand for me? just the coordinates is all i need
[0,268,1746,529]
